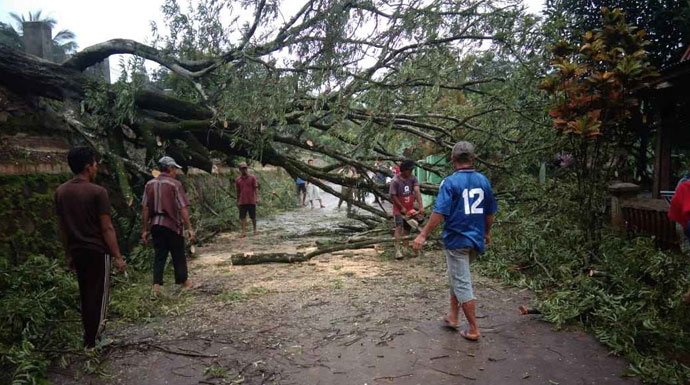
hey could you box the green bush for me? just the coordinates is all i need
[0,174,70,262]
[0,255,81,385]
[479,180,690,385]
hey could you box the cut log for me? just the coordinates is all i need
[230,252,310,265]
[227,235,422,265]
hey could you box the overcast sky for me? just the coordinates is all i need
[0,0,546,80]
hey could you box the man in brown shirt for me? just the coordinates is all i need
[141,156,195,295]
[55,147,126,348]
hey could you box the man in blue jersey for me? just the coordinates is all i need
[413,141,496,341]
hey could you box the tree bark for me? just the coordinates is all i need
[228,235,422,265]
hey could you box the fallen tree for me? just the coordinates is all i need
[0,0,545,224]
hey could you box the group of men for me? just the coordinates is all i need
[293,143,495,340]
[55,149,262,348]
[56,140,496,347]
[289,143,496,340]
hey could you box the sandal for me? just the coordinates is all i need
[460,329,480,342]
[443,316,459,330]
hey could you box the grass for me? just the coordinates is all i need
[330,278,343,290]
[203,364,231,380]
[215,286,273,303]
[109,267,191,324]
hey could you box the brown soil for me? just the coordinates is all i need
[49,195,639,385]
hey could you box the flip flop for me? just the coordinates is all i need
[460,329,480,342]
[182,282,202,290]
[443,316,459,330]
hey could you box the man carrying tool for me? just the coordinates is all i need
[141,156,196,296]
[413,141,496,341]
[235,162,260,237]
[55,147,127,348]
[390,159,424,259]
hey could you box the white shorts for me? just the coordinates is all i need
[307,184,321,200]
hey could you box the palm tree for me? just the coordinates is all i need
[52,29,78,55]
[5,10,78,61]
[9,10,57,31]
[0,22,22,50]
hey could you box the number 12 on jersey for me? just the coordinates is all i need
[462,188,484,214]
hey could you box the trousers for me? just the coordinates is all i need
[152,225,188,285]
[73,249,110,347]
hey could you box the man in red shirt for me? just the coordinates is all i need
[235,162,259,238]
[668,179,690,304]
[55,147,126,348]
[141,156,195,295]
[389,159,424,259]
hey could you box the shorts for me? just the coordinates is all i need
[239,204,256,220]
[393,214,412,231]
[297,184,307,194]
[445,248,477,304]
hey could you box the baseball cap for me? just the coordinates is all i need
[452,141,474,158]
[237,161,248,168]
[159,156,183,169]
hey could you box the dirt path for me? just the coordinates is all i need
[50,192,638,385]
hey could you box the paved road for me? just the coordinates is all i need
[50,186,638,385]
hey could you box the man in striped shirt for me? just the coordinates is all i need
[141,156,196,295]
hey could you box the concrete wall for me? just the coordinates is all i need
[0,133,70,175]
[22,21,110,83]
[84,59,111,83]
[23,21,52,59]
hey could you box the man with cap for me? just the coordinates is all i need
[55,146,127,348]
[141,156,196,295]
[413,141,496,341]
[235,162,259,237]
[390,159,424,259]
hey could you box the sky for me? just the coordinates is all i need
[0,0,164,80]
[0,0,546,81]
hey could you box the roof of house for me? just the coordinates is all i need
[636,44,690,95]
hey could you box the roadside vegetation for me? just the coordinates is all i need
[0,170,294,384]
